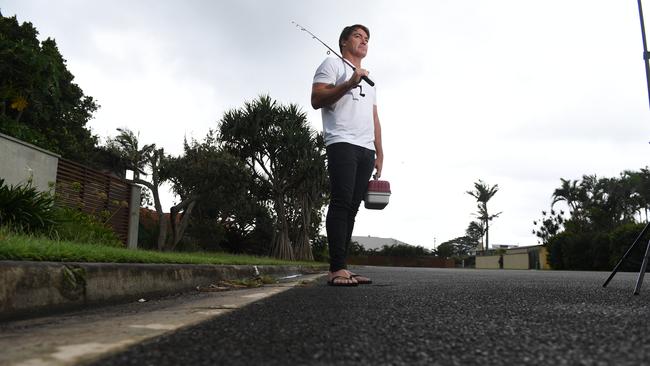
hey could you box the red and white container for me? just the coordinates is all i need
[364,178,391,210]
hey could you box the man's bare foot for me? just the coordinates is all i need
[327,269,358,286]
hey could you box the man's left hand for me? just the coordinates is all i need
[374,155,383,179]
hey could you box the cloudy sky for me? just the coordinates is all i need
[4,0,650,249]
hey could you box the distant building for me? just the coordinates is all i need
[475,245,550,270]
[351,236,415,251]
[470,243,518,255]
[491,244,519,250]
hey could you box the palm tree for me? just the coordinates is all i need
[551,178,581,215]
[106,128,155,181]
[466,180,501,252]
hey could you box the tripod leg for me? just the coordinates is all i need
[634,239,650,295]
[603,221,650,288]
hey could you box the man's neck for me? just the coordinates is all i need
[342,51,363,68]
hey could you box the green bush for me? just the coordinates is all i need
[547,223,649,271]
[0,178,56,234]
[608,223,649,272]
[51,207,123,247]
[589,231,611,270]
[311,235,329,263]
[546,232,566,269]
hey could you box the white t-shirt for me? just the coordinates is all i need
[313,57,376,151]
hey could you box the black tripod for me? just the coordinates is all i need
[602,1,650,294]
[603,222,650,294]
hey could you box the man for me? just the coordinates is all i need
[311,24,384,286]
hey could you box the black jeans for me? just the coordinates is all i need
[326,142,375,272]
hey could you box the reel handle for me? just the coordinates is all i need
[362,75,375,87]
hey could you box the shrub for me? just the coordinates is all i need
[608,223,649,272]
[376,243,431,257]
[51,207,123,247]
[311,235,329,263]
[589,231,611,271]
[0,178,56,234]
[546,232,565,269]
[558,231,594,270]
[546,223,649,271]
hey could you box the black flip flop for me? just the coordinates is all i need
[350,274,372,285]
[327,275,358,287]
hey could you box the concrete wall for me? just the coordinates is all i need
[476,245,550,270]
[476,255,500,269]
[539,246,551,270]
[503,253,529,270]
[0,133,59,192]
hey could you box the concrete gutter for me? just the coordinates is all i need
[0,260,327,321]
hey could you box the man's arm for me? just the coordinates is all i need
[311,68,369,109]
[373,104,384,178]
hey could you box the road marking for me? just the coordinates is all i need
[129,323,179,330]
[0,273,326,366]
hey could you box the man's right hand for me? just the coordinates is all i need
[311,68,370,109]
[348,68,370,87]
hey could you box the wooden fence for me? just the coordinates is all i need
[55,158,131,244]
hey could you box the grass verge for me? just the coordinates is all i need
[0,230,323,266]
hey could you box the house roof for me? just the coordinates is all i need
[351,235,414,250]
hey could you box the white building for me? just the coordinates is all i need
[351,236,415,251]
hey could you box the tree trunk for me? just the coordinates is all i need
[151,185,167,251]
[131,176,166,251]
[14,108,23,123]
[169,195,197,250]
[293,194,314,261]
[270,194,294,260]
[485,219,489,252]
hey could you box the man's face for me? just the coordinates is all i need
[344,28,369,58]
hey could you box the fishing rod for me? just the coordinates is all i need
[638,0,650,109]
[292,21,375,87]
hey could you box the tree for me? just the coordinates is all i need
[162,136,260,251]
[532,209,565,245]
[552,178,582,215]
[540,168,650,270]
[290,133,328,261]
[466,180,501,252]
[218,95,326,260]
[105,128,168,250]
[105,128,155,180]
[437,236,476,258]
[435,242,456,259]
[465,220,485,249]
[0,12,99,164]
[375,243,431,257]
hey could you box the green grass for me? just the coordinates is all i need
[0,230,323,266]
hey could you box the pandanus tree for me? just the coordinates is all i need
[219,95,326,260]
[466,180,501,252]
[291,133,328,261]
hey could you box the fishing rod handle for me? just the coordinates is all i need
[362,75,375,87]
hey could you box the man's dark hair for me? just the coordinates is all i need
[338,24,370,53]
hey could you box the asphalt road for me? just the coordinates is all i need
[89,267,650,366]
